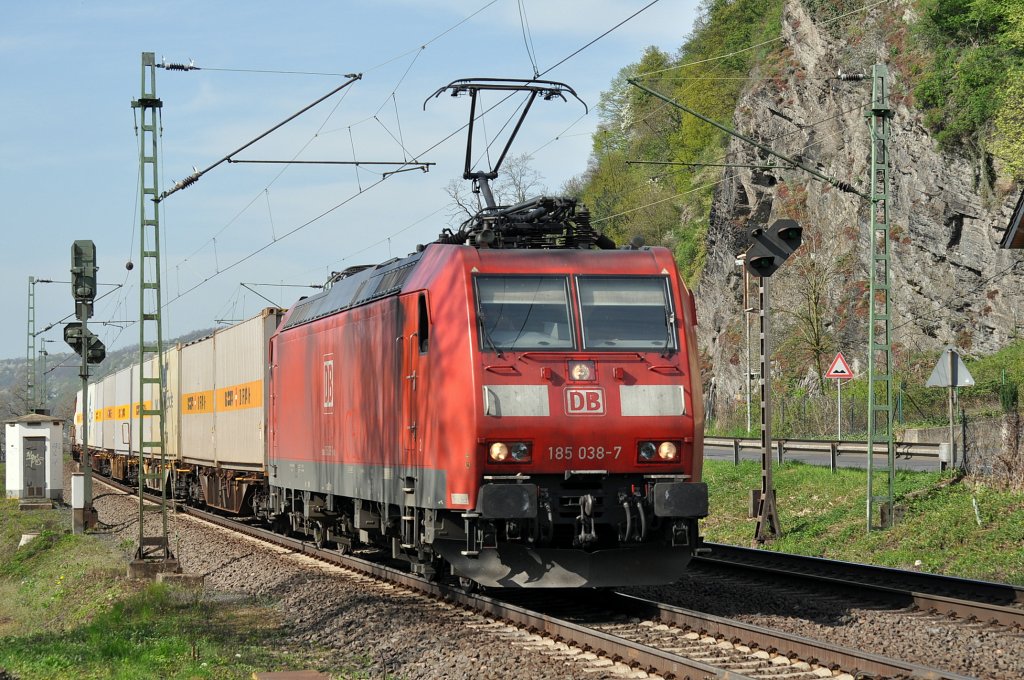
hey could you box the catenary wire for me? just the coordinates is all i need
[147,0,688,322]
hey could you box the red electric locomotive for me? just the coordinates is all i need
[268,215,707,589]
[265,79,707,588]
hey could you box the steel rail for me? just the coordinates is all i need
[183,501,974,678]
[91,476,978,678]
[177,505,749,679]
[610,592,973,680]
[698,543,1024,628]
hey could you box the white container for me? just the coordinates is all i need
[161,348,181,461]
[100,372,117,453]
[73,389,83,447]
[87,381,102,450]
[179,331,216,464]
[213,308,280,470]
[113,366,134,456]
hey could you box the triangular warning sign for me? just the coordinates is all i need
[926,346,975,388]
[825,352,853,379]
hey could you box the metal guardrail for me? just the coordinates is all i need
[704,436,948,471]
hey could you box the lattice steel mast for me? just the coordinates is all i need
[26,276,37,409]
[865,64,895,530]
[130,52,173,569]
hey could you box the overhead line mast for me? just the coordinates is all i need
[129,52,176,575]
[628,64,897,532]
[863,64,895,530]
[26,277,37,409]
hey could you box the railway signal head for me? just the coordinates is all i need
[64,322,106,364]
[71,240,98,319]
[743,218,802,277]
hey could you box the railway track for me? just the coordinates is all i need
[696,543,1024,630]
[94,475,980,679]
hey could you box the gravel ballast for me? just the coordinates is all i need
[76,465,1023,679]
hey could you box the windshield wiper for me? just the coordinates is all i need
[661,310,676,358]
[479,315,504,358]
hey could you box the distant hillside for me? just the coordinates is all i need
[0,327,215,424]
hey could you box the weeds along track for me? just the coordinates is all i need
[86,473,1007,679]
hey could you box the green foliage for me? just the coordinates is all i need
[1000,381,1019,414]
[989,65,1024,179]
[577,0,785,285]
[702,460,1024,583]
[961,338,1024,403]
[0,583,330,679]
[0,479,344,679]
[913,0,1024,172]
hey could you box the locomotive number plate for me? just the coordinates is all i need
[548,445,622,461]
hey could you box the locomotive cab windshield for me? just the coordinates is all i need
[475,274,677,353]
[475,276,574,351]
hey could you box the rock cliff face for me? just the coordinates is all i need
[696,0,1024,421]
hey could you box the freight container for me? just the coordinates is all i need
[113,365,134,456]
[213,308,281,470]
[179,332,216,464]
[161,348,181,461]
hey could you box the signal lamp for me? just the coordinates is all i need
[638,440,679,462]
[569,360,595,381]
[657,441,678,461]
[489,442,509,462]
[638,441,657,461]
[488,441,532,463]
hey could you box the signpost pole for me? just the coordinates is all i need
[838,379,842,440]
[754,275,780,542]
[826,352,852,442]
[926,347,974,472]
[948,384,956,469]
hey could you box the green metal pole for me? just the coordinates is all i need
[26,277,36,410]
[131,51,171,565]
[865,64,895,531]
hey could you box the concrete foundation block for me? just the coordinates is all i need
[127,558,181,580]
[18,499,53,511]
[156,572,205,588]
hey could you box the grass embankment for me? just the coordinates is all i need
[702,459,1024,585]
[0,463,356,680]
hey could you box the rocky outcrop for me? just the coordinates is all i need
[697,0,1024,421]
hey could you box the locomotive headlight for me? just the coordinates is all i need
[638,441,657,461]
[509,442,532,462]
[568,360,595,381]
[488,441,532,463]
[657,441,678,461]
[489,442,510,462]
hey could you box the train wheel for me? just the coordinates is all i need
[312,521,327,549]
[457,576,480,594]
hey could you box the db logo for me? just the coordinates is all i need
[322,355,334,413]
[565,388,605,415]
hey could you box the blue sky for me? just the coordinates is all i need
[1,0,700,362]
